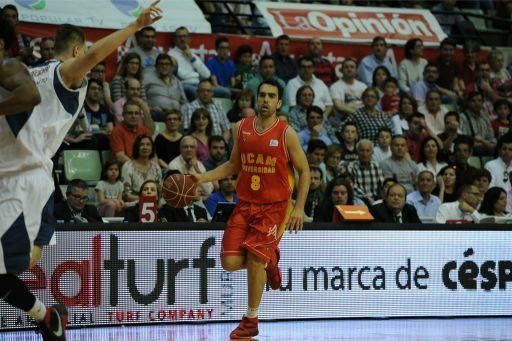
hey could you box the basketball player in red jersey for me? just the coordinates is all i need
[192,79,310,339]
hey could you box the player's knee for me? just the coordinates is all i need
[222,257,244,272]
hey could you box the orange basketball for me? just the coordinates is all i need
[162,174,198,208]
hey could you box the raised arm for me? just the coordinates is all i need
[60,1,162,88]
[0,59,41,115]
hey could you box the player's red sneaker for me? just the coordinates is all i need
[36,304,68,341]
[230,316,259,340]
[265,247,282,290]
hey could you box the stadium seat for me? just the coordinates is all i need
[467,156,482,169]
[481,156,494,167]
[154,121,166,135]
[63,150,102,183]
[215,97,233,112]
[101,150,111,165]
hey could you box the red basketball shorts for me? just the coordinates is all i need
[221,200,292,263]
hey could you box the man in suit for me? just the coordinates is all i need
[54,179,102,223]
[370,183,421,223]
[159,202,208,222]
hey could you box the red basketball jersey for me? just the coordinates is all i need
[236,116,294,203]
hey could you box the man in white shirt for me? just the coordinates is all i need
[286,56,333,116]
[436,185,483,223]
[407,171,441,222]
[418,90,448,136]
[330,58,367,118]
[485,135,512,211]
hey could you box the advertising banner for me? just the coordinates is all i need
[1,228,512,330]
[255,2,447,46]
[0,0,211,33]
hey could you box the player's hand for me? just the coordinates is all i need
[286,208,304,234]
[189,173,203,184]
[135,0,163,29]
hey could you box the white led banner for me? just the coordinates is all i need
[1,228,511,329]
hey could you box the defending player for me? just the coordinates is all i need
[0,3,162,340]
[193,79,310,339]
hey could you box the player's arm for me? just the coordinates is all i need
[60,1,162,89]
[286,127,311,233]
[193,122,242,184]
[0,59,41,116]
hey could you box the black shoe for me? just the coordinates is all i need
[37,304,68,341]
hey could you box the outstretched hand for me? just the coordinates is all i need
[286,207,304,234]
[136,0,163,29]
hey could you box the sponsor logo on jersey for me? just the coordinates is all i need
[269,139,279,147]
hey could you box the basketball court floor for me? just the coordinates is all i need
[1,317,511,340]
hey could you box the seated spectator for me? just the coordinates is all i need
[289,85,315,133]
[111,78,153,125]
[121,134,162,203]
[95,161,125,218]
[349,87,391,144]
[110,52,147,102]
[144,53,187,119]
[304,166,325,221]
[405,113,443,162]
[273,34,297,83]
[466,63,502,115]
[227,89,254,123]
[299,106,332,151]
[433,164,459,203]
[168,136,214,198]
[457,40,480,96]
[452,135,479,185]
[324,144,344,184]
[370,183,421,223]
[485,134,512,212]
[127,26,160,72]
[357,36,397,86]
[398,38,428,94]
[417,136,447,176]
[286,56,333,116]
[478,187,509,218]
[188,108,213,162]
[460,91,496,156]
[330,58,367,119]
[110,100,154,164]
[430,0,464,36]
[90,62,113,108]
[410,64,457,106]
[348,139,384,205]
[491,99,511,139]
[372,65,391,99]
[406,171,441,222]
[430,38,461,97]
[34,37,55,66]
[472,168,492,198]
[372,127,392,164]
[418,90,448,136]
[436,185,483,223]
[169,26,229,100]
[307,139,328,183]
[155,110,183,168]
[124,179,161,222]
[380,77,400,117]
[204,135,228,171]
[314,178,355,222]
[234,44,256,89]
[391,94,417,135]
[380,135,418,194]
[372,177,397,206]
[246,56,289,113]
[206,36,235,97]
[308,37,334,86]
[181,79,230,138]
[204,175,237,216]
[54,179,102,223]
[337,122,359,164]
[437,111,465,160]
[488,49,511,99]
[1,5,32,61]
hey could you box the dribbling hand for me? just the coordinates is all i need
[136,0,163,29]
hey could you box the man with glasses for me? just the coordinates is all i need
[485,134,512,211]
[54,179,101,223]
[111,77,153,126]
[436,185,483,223]
[206,36,235,98]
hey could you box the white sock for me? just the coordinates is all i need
[28,299,47,322]
[246,307,258,318]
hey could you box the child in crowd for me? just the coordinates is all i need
[96,161,125,217]
[372,127,393,163]
[227,89,255,123]
[337,122,359,164]
[234,45,256,89]
[380,77,400,117]
[491,99,512,139]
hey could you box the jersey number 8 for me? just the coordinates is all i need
[251,175,261,191]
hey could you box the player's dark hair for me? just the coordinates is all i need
[55,24,86,55]
[257,79,283,100]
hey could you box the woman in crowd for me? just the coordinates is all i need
[391,94,417,135]
[372,65,391,99]
[314,177,355,222]
[479,187,509,218]
[122,134,162,203]
[398,38,428,94]
[417,137,447,176]
[155,110,183,168]
[124,179,161,222]
[433,164,459,203]
[188,108,213,162]
[110,52,147,102]
[324,144,344,183]
[227,88,254,123]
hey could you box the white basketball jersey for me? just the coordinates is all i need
[0,60,87,177]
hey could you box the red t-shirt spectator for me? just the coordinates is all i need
[110,122,150,159]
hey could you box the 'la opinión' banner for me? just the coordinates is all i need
[255,2,447,46]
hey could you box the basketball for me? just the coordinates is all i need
[162,174,198,208]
